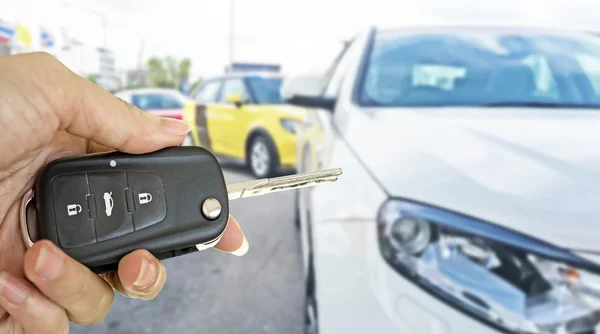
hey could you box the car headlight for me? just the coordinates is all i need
[280,119,300,134]
[377,199,600,334]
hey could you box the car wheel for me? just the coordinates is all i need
[304,242,318,334]
[305,293,318,334]
[294,190,301,229]
[181,133,194,146]
[248,135,276,178]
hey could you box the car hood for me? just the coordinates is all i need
[343,107,600,252]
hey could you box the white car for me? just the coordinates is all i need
[284,25,600,334]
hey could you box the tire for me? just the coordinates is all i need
[294,190,301,229]
[248,135,277,178]
[304,236,318,334]
[305,293,319,334]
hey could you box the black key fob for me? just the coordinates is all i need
[30,146,229,273]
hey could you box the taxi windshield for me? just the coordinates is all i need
[359,29,600,108]
[246,77,284,104]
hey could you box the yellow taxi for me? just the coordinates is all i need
[183,73,306,178]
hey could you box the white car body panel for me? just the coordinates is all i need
[339,106,600,252]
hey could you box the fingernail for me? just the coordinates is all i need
[35,245,64,280]
[161,117,192,135]
[134,257,158,289]
[0,272,30,304]
[231,235,249,257]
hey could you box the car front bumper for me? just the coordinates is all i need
[275,132,297,168]
[312,219,502,334]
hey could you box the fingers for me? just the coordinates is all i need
[213,215,249,256]
[22,240,114,326]
[0,271,70,334]
[101,250,167,301]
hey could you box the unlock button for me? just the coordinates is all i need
[52,173,96,248]
[127,172,167,231]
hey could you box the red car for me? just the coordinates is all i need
[115,88,195,120]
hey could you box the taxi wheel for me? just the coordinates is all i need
[248,135,277,178]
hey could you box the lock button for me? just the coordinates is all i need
[126,172,167,231]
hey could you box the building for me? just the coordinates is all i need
[120,69,149,88]
[59,44,121,92]
[91,47,120,92]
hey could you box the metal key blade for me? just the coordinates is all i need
[227,168,343,201]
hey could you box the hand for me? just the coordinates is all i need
[0,53,249,333]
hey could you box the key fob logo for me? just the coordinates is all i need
[67,204,82,216]
[139,193,153,205]
[103,192,114,217]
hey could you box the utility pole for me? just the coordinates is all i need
[228,0,235,68]
[100,15,107,48]
[138,33,149,69]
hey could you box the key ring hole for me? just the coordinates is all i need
[20,190,38,248]
[27,199,38,243]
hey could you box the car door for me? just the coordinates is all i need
[194,80,223,153]
[208,78,252,159]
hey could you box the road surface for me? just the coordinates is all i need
[71,165,304,334]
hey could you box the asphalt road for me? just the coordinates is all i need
[71,165,304,334]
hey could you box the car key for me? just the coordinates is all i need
[20,146,342,274]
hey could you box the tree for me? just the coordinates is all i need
[146,56,192,89]
[179,58,191,81]
[189,77,204,96]
[147,57,169,88]
[164,56,177,85]
[86,75,97,84]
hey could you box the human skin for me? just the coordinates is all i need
[0,52,248,333]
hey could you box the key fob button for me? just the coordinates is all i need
[51,173,96,248]
[126,172,167,231]
[88,172,134,242]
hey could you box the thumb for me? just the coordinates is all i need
[44,54,190,153]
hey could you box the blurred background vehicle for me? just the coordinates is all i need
[286,24,600,334]
[184,73,305,177]
[115,88,195,121]
[115,88,197,146]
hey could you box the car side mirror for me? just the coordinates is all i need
[225,93,243,108]
[281,75,336,112]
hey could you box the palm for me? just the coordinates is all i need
[0,133,97,332]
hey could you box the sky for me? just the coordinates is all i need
[3,0,600,80]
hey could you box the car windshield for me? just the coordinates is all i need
[246,77,284,104]
[359,29,600,108]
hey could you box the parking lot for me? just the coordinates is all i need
[71,165,304,334]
